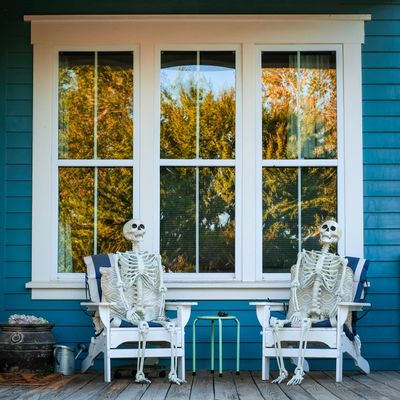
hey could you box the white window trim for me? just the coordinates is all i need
[155,43,242,282]
[255,44,344,282]
[24,14,369,300]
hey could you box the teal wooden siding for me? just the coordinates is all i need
[1,0,399,372]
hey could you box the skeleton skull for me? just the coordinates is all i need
[319,220,342,245]
[123,218,146,244]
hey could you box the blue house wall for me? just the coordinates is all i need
[1,1,399,371]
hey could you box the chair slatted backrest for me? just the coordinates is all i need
[84,254,115,302]
[345,256,369,302]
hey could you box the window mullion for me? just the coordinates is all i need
[93,52,99,254]
[195,51,201,273]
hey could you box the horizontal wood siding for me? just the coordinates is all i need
[1,0,399,372]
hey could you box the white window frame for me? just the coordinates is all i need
[155,44,241,282]
[24,14,369,300]
[55,46,139,283]
[255,44,344,284]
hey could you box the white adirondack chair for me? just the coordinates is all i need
[251,257,370,382]
[81,253,196,382]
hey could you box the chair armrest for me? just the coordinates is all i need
[338,302,371,311]
[165,302,198,309]
[337,302,371,327]
[81,301,113,307]
[250,302,286,328]
[249,302,286,310]
[165,302,197,327]
[80,302,112,330]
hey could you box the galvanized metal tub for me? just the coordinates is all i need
[0,323,55,372]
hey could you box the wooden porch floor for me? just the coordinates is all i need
[0,370,399,400]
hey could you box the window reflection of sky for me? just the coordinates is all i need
[161,66,235,101]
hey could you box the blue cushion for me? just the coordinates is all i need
[284,318,354,341]
[118,320,164,328]
[84,253,114,302]
[345,256,369,302]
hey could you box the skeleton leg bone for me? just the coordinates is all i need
[270,318,289,384]
[159,320,184,385]
[135,321,151,383]
[287,318,311,385]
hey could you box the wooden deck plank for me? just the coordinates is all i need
[165,373,193,400]
[307,372,366,400]
[62,375,110,400]
[37,373,98,400]
[190,371,214,400]
[114,381,150,400]
[0,387,28,400]
[214,371,239,400]
[270,371,318,400]
[139,377,171,400]
[234,371,264,400]
[13,374,77,400]
[325,372,393,400]
[368,371,400,392]
[250,371,290,400]
[0,370,399,399]
[300,374,341,400]
[349,373,400,400]
[87,378,132,400]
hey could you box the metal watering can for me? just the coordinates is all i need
[53,343,86,375]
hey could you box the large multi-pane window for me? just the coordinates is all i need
[159,51,236,273]
[57,51,134,272]
[27,15,366,299]
[261,50,338,273]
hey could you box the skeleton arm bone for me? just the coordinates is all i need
[290,251,304,324]
[113,254,130,311]
[156,255,167,318]
[336,258,349,302]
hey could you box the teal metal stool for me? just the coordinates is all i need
[192,315,240,377]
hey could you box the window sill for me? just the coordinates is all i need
[26,279,291,300]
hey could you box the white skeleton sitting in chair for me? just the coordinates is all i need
[271,220,354,385]
[100,219,182,384]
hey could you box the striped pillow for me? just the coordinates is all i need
[83,254,114,303]
[345,257,369,302]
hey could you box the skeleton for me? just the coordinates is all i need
[271,220,354,385]
[100,219,183,385]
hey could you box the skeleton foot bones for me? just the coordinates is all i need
[270,220,353,385]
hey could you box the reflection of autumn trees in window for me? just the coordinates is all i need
[160,74,235,272]
[58,52,134,272]
[57,49,338,274]
[262,51,338,272]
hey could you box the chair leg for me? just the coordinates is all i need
[104,352,111,382]
[178,355,185,382]
[336,356,343,382]
[262,356,270,380]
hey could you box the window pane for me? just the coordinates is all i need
[263,168,298,272]
[97,52,134,159]
[58,167,94,273]
[262,52,298,160]
[160,167,196,272]
[199,167,235,272]
[58,51,134,160]
[299,52,337,159]
[58,167,133,273]
[301,167,337,251]
[263,167,337,273]
[59,52,95,159]
[160,167,235,273]
[262,51,337,160]
[97,167,133,254]
[160,51,235,159]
